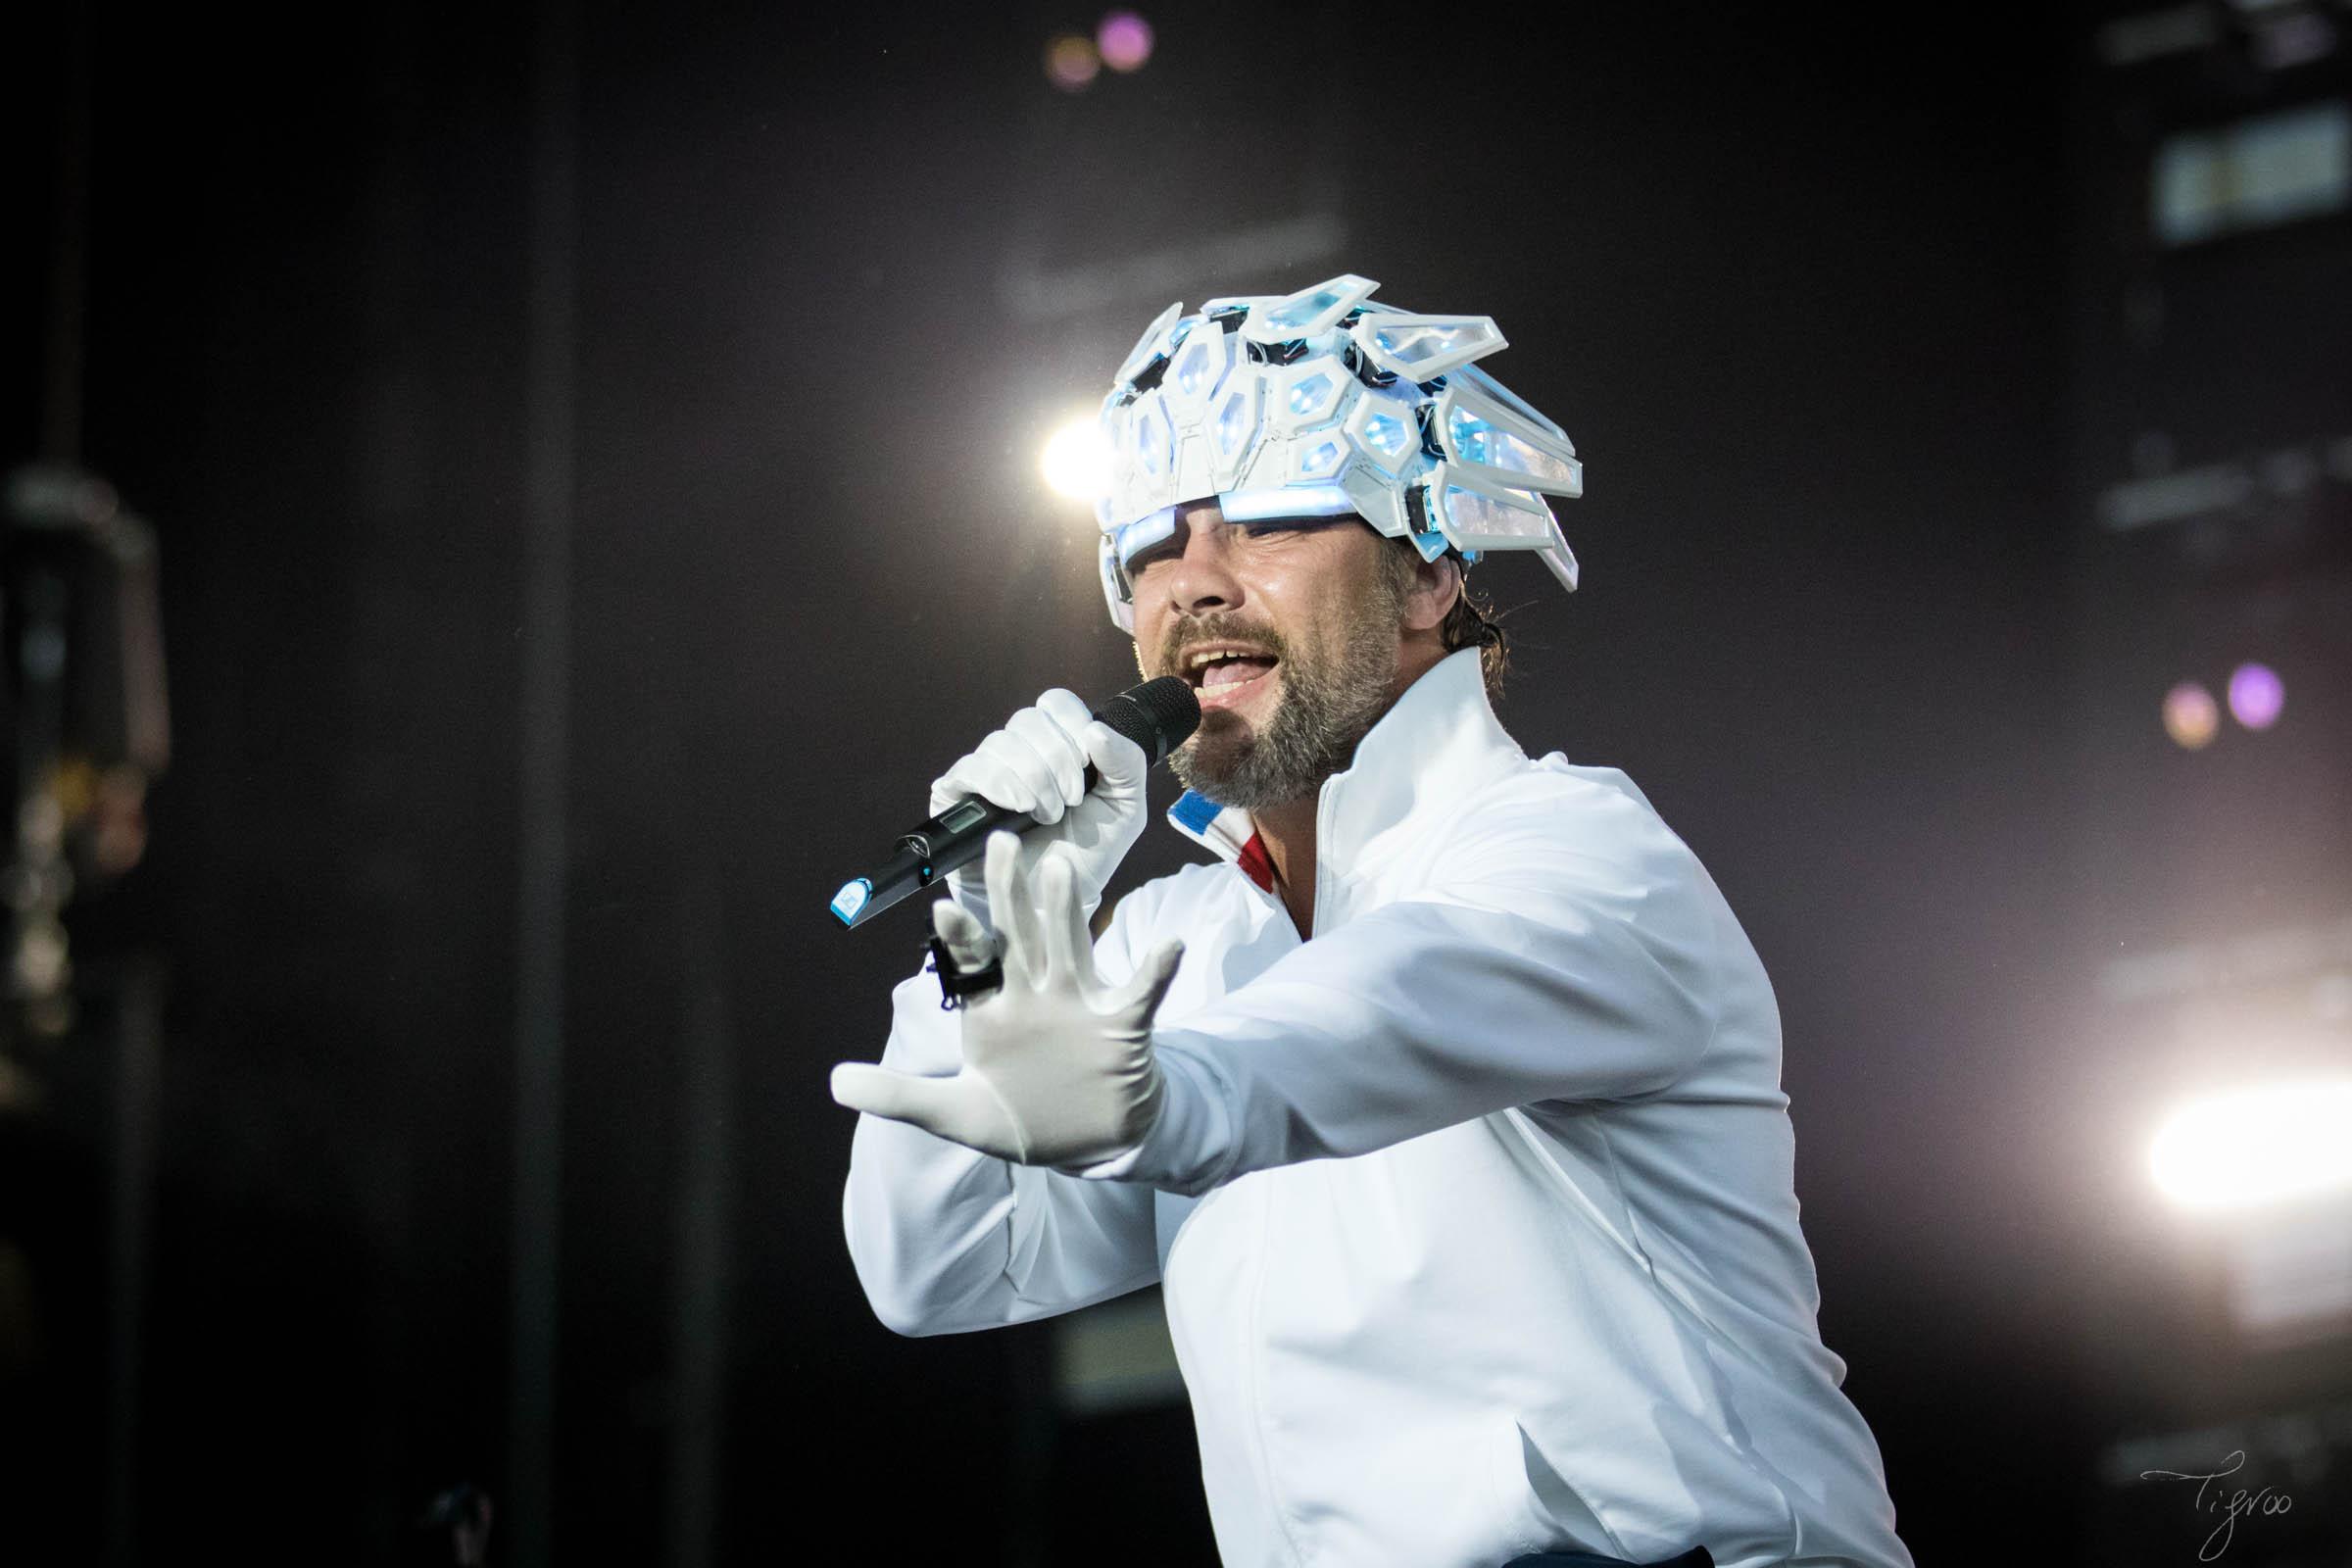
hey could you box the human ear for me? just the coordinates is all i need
[1402,555,1460,634]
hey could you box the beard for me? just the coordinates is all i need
[1154,560,1408,811]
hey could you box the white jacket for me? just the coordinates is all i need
[843,649,1915,1568]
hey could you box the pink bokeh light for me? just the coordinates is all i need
[1098,11,1154,72]
[2228,662,2284,730]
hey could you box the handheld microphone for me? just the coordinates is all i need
[829,677,1201,931]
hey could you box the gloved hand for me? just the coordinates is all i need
[928,688,1149,940]
[830,832,1186,1169]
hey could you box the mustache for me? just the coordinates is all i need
[1151,612,1288,677]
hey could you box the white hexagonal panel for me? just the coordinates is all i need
[1208,377,1263,491]
[1348,313,1508,382]
[1344,390,1424,477]
[1240,273,1380,344]
[1114,301,1183,385]
[1290,424,1349,483]
[1435,381,1582,496]
[1162,326,1231,424]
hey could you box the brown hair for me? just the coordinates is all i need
[1380,540,1510,705]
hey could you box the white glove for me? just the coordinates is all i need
[928,688,1149,939]
[830,832,1185,1169]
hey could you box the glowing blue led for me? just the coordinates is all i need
[1134,399,1173,476]
[1288,373,1334,417]
[1296,438,1345,480]
[1362,413,1408,456]
[1447,408,1495,465]
[1219,483,1354,520]
[1111,506,1178,564]
[1175,337,1214,395]
[1434,381,1582,494]
[1215,388,1251,454]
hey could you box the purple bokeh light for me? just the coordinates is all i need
[2228,662,2284,730]
[1098,11,1154,72]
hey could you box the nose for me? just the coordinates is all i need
[1159,520,1243,618]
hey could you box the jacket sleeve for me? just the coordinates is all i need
[1078,783,1726,1199]
[841,899,1162,1337]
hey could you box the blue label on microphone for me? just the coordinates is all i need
[830,878,873,925]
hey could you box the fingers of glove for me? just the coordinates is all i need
[1032,856,1091,988]
[1114,938,1187,1020]
[984,832,1045,988]
[829,1061,967,1138]
[927,750,991,816]
[932,897,999,971]
[1035,688,1093,729]
[936,870,995,944]
[931,739,1050,823]
[1003,702,1091,818]
[1079,716,1150,795]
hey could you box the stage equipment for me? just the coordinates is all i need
[2069,13,2352,1560]
[3,466,169,1049]
[830,676,1199,930]
[1093,272,1585,633]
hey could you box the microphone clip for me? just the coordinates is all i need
[926,932,1004,1010]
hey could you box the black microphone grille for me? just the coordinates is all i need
[1096,676,1201,766]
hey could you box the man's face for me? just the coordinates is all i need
[1129,500,1412,810]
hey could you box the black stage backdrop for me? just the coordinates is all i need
[5,2,2083,1561]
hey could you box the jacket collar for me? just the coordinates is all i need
[1165,648,1527,890]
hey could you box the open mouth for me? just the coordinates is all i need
[1179,644,1280,709]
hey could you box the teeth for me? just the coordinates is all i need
[1185,647,1270,669]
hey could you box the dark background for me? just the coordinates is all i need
[5,1,2345,1563]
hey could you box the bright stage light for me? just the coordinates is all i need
[1098,12,1154,72]
[1041,418,1110,500]
[2228,662,2283,729]
[2162,680,2218,750]
[2149,1076,2352,1211]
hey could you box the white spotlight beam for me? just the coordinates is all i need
[1041,417,1110,502]
[2150,1077,2352,1212]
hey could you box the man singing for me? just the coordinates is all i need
[831,274,1914,1568]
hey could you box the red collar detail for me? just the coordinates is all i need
[1235,831,1276,895]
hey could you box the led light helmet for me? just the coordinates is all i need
[1095,272,1583,633]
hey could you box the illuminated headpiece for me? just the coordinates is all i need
[1095,272,1583,633]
